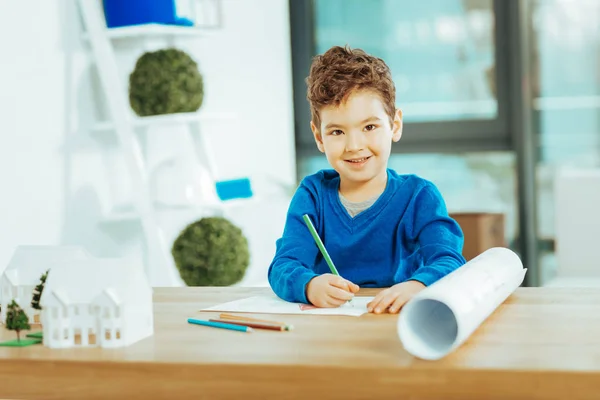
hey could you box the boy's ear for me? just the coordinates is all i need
[310,120,325,153]
[391,109,403,142]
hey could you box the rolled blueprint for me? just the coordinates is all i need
[397,247,527,360]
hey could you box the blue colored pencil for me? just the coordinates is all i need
[187,318,253,332]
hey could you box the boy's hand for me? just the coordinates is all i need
[367,280,425,314]
[306,274,360,308]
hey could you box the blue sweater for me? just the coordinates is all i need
[267,169,466,304]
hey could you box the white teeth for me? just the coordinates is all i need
[349,157,367,163]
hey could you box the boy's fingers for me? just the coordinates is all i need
[330,277,360,295]
[310,296,329,308]
[329,276,350,291]
[388,295,409,314]
[367,293,384,312]
[326,285,354,301]
[372,292,398,314]
[367,290,386,305]
[366,296,377,309]
[325,297,346,307]
[367,301,376,313]
[319,293,346,308]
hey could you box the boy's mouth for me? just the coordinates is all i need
[345,156,372,164]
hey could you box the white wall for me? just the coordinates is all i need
[0,1,72,269]
[0,0,296,285]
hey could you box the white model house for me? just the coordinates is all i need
[0,245,90,324]
[40,257,153,349]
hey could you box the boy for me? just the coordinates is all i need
[267,45,466,314]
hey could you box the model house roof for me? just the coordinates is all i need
[40,257,151,307]
[3,245,90,286]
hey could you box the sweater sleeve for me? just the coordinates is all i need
[267,181,321,303]
[406,182,466,286]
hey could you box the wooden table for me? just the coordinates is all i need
[1,287,600,399]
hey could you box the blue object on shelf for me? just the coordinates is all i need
[102,0,193,28]
[173,17,195,27]
[216,178,253,201]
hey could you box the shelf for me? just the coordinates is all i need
[100,197,260,224]
[92,111,237,132]
[83,23,215,41]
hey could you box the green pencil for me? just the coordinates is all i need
[302,214,353,305]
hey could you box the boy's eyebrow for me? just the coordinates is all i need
[324,117,382,131]
[358,116,382,125]
[324,122,345,130]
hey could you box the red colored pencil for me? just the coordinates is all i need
[208,318,287,331]
[218,313,288,326]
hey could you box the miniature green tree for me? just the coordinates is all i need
[6,300,30,341]
[31,269,49,310]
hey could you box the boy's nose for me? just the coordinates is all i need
[344,133,364,152]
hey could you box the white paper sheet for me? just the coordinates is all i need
[397,247,527,360]
[201,294,374,317]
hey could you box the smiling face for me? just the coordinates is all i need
[311,89,403,198]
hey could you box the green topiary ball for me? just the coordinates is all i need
[172,217,250,286]
[129,48,204,117]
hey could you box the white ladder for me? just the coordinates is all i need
[75,0,225,286]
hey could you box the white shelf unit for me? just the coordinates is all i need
[94,111,252,225]
[92,111,237,132]
[76,0,247,287]
[102,197,260,224]
[83,23,218,41]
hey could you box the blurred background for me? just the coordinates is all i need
[1,0,599,289]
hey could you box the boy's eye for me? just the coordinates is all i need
[365,124,377,131]
[330,129,343,136]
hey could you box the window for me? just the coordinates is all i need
[74,328,82,345]
[290,0,511,156]
[528,0,600,284]
[89,328,97,345]
[315,0,497,123]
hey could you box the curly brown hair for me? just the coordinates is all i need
[306,45,396,131]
